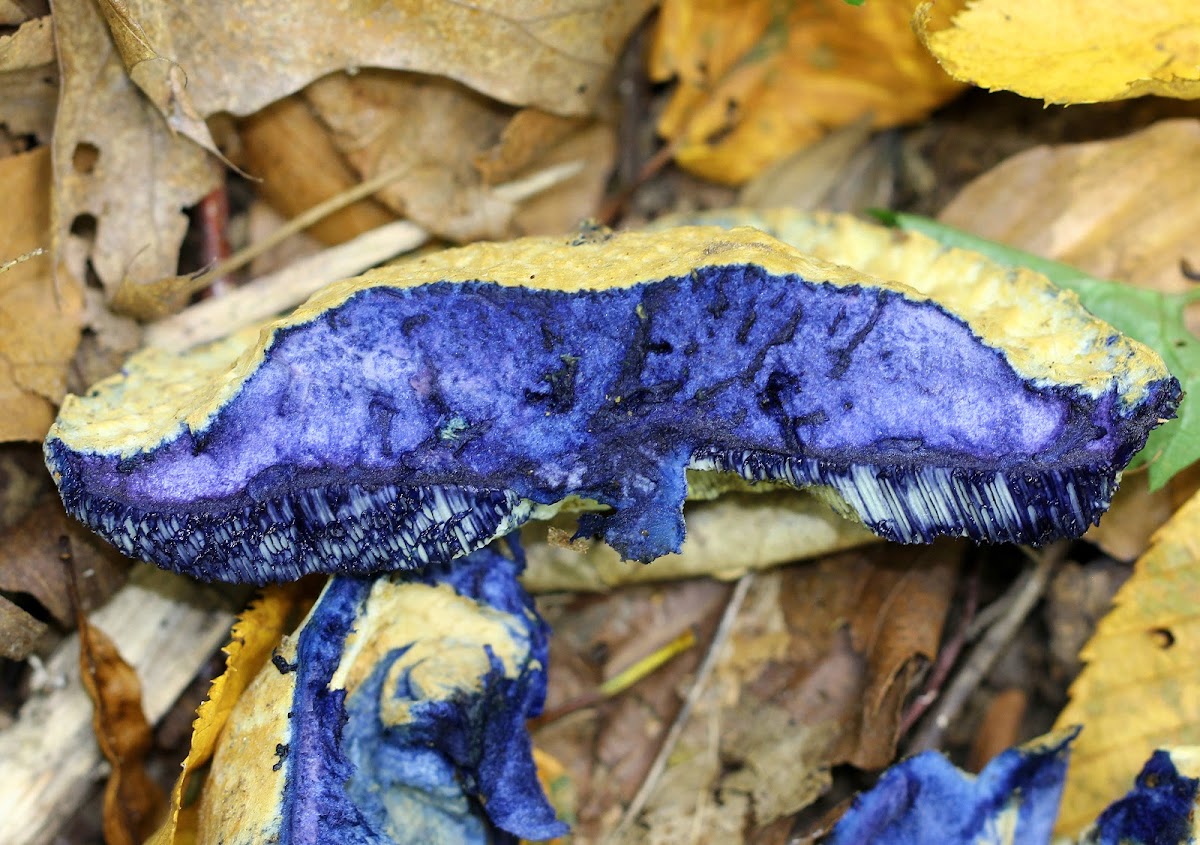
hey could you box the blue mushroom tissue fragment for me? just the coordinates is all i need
[828,728,1078,845]
[1083,750,1200,845]
[278,541,566,844]
[47,261,1179,583]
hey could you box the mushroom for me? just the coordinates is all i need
[197,541,566,842]
[45,220,1179,584]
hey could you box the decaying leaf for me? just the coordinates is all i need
[939,121,1200,310]
[1053,489,1200,834]
[0,499,129,627]
[77,608,165,845]
[649,0,963,184]
[0,594,47,660]
[303,70,613,242]
[52,0,217,302]
[238,95,398,246]
[539,545,958,840]
[0,146,83,442]
[536,578,733,841]
[148,581,308,845]
[521,491,876,593]
[0,16,57,140]
[915,0,1200,104]
[91,0,653,121]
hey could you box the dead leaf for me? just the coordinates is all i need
[649,0,963,184]
[0,146,84,442]
[238,94,398,245]
[0,443,50,530]
[147,581,310,845]
[1053,489,1200,834]
[915,0,1200,104]
[0,1,36,25]
[52,0,217,303]
[536,579,733,841]
[537,544,958,841]
[0,593,47,660]
[77,607,165,845]
[0,498,129,627]
[939,120,1200,306]
[304,70,615,242]
[521,491,877,593]
[95,0,225,159]
[86,0,653,121]
[0,16,57,140]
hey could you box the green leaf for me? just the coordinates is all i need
[871,210,1199,491]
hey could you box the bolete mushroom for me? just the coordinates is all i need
[199,541,566,842]
[45,220,1179,584]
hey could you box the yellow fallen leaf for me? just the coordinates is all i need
[649,0,963,184]
[147,582,308,845]
[1053,489,1200,834]
[0,146,83,442]
[915,0,1200,103]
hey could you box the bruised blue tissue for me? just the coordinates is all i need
[279,542,565,843]
[46,242,1179,583]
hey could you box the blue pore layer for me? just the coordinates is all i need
[48,264,1180,582]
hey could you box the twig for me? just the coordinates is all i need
[905,544,1064,754]
[606,573,754,843]
[143,161,585,352]
[0,248,45,274]
[143,220,428,351]
[898,561,980,737]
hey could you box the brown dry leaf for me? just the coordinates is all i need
[77,607,166,845]
[1053,489,1200,835]
[52,0,218,304]
[614,545,958,842]
[938,119,1200,556]
[648,0,963,184]
[538,545,958,842]
[0,146,84,442]
[303,70,614,242]
[521,491,877,593]
[238,95,398,246]
[93,1,652,123]
[0,593,47,660]
[536,579,733,842]
[0,499,129,627]
[0,16,57,140]
[940,120,1200,303]
[94,0,225,159]
[0,1,36,25]
[915,0,1200,104]
[147,581,309,845]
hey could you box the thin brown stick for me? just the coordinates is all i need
[905,544,1064,754]
[606,573,754,842]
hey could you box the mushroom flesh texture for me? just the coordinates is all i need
[45,222,1179,583]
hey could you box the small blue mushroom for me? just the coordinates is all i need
[45,223,1179,583]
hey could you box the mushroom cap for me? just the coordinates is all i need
[45,220,1179,583]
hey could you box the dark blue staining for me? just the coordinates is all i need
[47,264,1180,583]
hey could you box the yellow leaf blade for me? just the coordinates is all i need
[915,0,1200,104]
[1054,490,1200,834]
